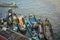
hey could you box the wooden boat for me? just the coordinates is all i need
[0,2,17,7]
[0,35,7,40]
[43,21,53,40]
[0,26,30,40]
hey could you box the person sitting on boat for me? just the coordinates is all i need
[19,24,27,35]
[43,18,50,33]
[2,27,7,31]
[24,15,32,26]
[44,18,52,28]
[18,14,24,26]
[24,16,28,24]
[18,14,25,32]
[1,21,7,31]
[0,18,4,25]
[44,18,50,26]
[31,22,39,33]
[31,22,40,39]
[3,18,7,26]
[37,18,42,24]
[37,18,45,40]
[0,18,7,30]
[7,13,13,30]
[29,14,36,24]
[32,30,40,40]
[12,13,19,32]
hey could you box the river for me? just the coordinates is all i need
[0,0,60,40]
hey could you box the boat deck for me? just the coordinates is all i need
[0,27,30,40]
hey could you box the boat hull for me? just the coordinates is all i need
[0,35,7,40]
[0,3,17,7]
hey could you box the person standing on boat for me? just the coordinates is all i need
[43,18,53,40]
[0,18,6,29]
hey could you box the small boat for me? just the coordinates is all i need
[43,22,53,40]
[0,27,30,40]
[0,2,17,7]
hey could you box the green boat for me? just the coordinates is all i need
[0,2,17,7]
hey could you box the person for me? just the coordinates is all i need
[31,22,39,35]
[43,18,53,40]
[19,24,27,35]
[7,13,13,30]
[12,13,19,32]
[31,22,38,32]
[37,18,45,40]
[2,21,7,31]
[29,14,36,24]
[18,14,24,26]
[32,30,40,40]
[24,15,32,26]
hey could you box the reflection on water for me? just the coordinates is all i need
[0,0,60,40]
